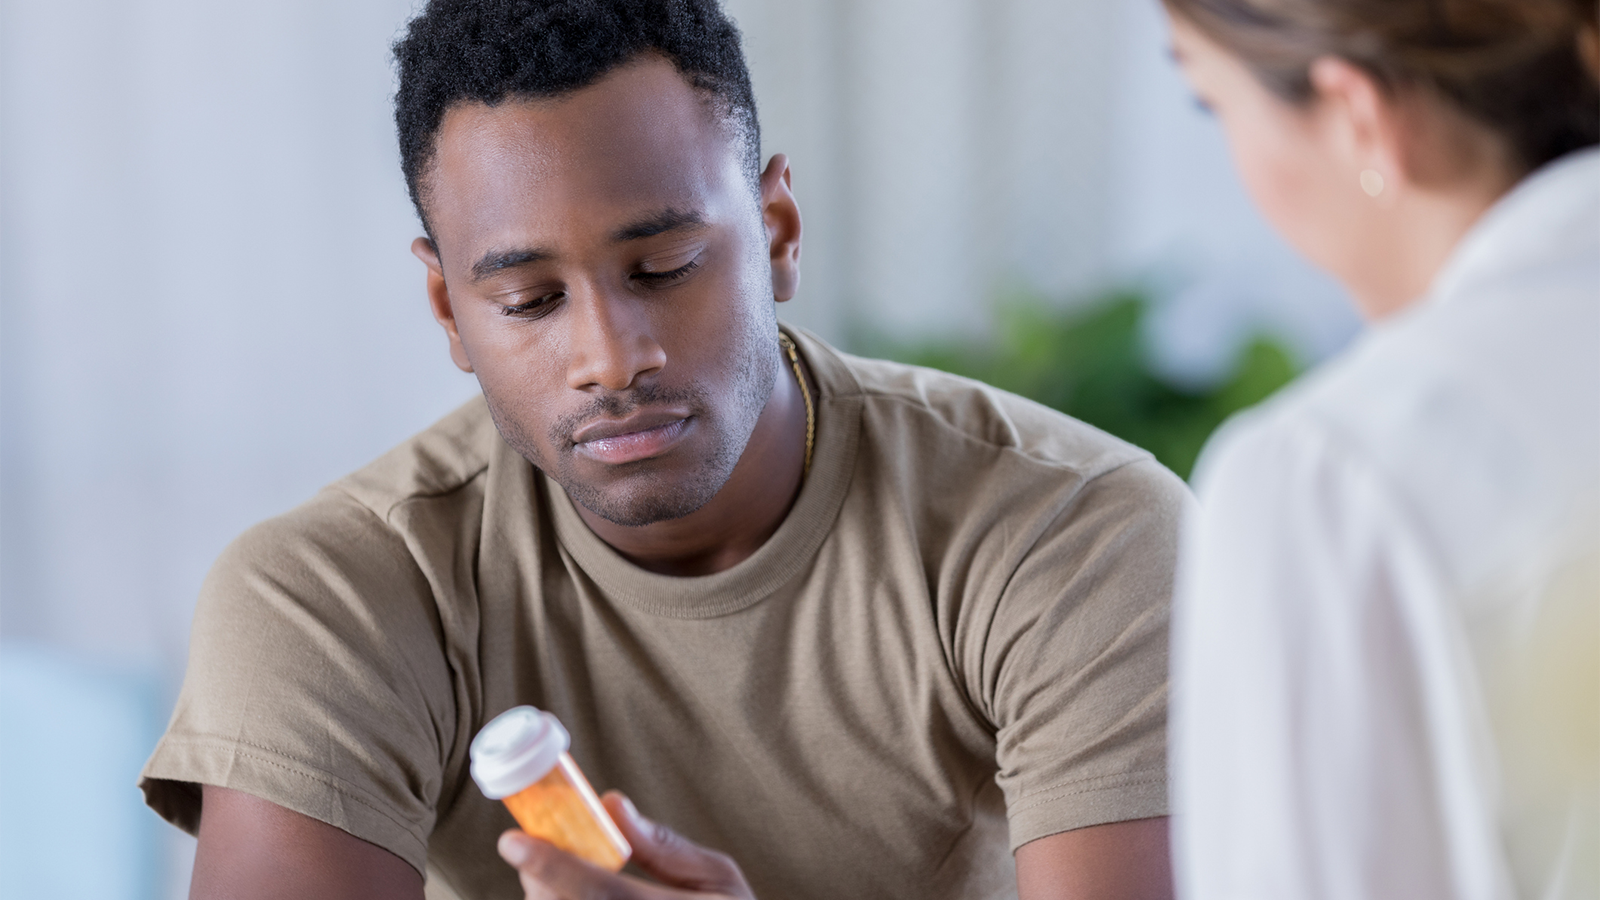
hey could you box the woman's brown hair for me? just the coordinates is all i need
[1162,0,1600,174]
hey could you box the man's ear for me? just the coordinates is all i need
[759,154,802,303]
[412,236,474,373]
[1308,57,1406,205]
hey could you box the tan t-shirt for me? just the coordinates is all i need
[141,327,1186,900]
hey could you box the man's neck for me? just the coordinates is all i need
[571,345,810,577]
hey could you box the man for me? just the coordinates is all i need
[140,1,1186,898]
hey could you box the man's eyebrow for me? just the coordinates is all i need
[465,209,706,281]
[612,208,709,243]
[470,247,554,282]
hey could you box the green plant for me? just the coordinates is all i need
[856,291,1299,480]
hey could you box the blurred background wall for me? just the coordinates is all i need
[0,0,1358,896]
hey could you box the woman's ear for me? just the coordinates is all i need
[1578,23,1599,84]
[412,236,474,373]
[759,153,803,303]
[1308,56,1405,205]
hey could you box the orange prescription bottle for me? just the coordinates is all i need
[470,705,632,872]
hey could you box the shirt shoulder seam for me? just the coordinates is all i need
[326,461,492,526]
[854,387,1151,475]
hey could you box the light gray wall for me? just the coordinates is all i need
[727,0,1357,362]
[1,0,477,672]
[727,0,1128,339]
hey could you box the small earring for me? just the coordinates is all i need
[1360,169,1385,198]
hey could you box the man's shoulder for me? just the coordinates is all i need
[216,395,506,584]
[821,342,1157,483]
[332,394,504,520]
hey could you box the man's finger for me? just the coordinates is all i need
[601,793,752,895]
[498,830,654,900]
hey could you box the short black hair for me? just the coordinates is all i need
[394,0,761,234]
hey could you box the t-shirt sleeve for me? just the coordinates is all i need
[139,489,458,876]
[981,457,1189,849]
[1171,418,1470,900]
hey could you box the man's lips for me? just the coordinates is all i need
[570,410,694,465]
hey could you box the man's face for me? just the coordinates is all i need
[417,56,784,527]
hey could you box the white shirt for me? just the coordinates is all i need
[1172,148,1600,900]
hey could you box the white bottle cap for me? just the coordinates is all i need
[470,706,571,800]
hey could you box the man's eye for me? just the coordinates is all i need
[502,291,563,316]
[633,257,701,287]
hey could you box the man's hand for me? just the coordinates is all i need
[498,792,756,900]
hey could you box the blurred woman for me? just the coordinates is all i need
[1161,1,1598,897]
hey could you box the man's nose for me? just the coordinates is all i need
[565,289,667,392]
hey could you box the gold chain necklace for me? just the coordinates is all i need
[777,332,814,476]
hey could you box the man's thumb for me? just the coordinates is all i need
[601,792,750,894]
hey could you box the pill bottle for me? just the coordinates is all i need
[470,705,632,872]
